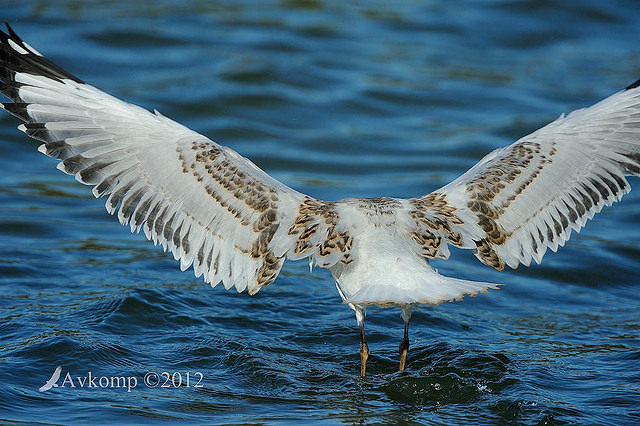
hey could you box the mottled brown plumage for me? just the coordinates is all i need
[2,24,640,377]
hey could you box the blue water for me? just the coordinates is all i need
[1,1,639,424]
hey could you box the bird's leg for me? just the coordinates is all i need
[399,305,412,372]
[359,319,369,377]
[399,322,409,371]
[354,305,369,377]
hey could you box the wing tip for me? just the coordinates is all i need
[0,22,84,84]
[624,78,640,91]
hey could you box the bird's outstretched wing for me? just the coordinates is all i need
[0,24,352,294]
[403,80,640,270]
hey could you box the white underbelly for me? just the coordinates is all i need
[328,228,498,306]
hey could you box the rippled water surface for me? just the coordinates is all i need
[1,1,640,424]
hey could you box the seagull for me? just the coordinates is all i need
[39,366,63,392]
[2,24,639,377]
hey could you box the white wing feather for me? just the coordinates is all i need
[3,25,640,307]
[409,83,640,270]
[0,26,351,295]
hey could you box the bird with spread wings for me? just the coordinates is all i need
[1,23,639,377]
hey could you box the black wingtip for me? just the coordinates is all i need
[0,22,10,44]
[625,78,640,90]
[5,22,18,40]
[1,102,31,121]
[0,22,22,50]
[0,22,84,85]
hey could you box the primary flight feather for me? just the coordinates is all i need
[1,23,639,376]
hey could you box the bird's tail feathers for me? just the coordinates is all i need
[343,272,501,307]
